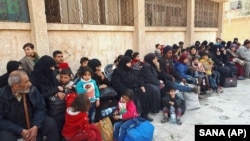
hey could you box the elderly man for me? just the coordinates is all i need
[0,70,59,141]
[236,39,250,78]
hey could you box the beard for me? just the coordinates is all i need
[16,87,31,94]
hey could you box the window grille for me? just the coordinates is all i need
[145,0,187,27]
[45,0,134,25]
[195,0,219,27]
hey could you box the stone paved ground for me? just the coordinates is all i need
[151,79,250,141]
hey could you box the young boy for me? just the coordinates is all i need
[20,43,40,76]
[60,69,75,93]
[161,87,185,125]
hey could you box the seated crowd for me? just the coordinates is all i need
[0,37,249,141]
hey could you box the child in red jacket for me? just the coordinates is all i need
[62,94,102,141]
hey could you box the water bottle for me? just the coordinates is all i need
[101,107,116,117]
[170,106,176,123]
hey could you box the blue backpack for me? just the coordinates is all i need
[115,117,154,141]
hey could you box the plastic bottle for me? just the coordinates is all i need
[170,106,176,123]
[101,107,116,117]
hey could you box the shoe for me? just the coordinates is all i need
[198,94,204,99]
[206,89,213,94]
[237,76,245,80]
[161,117,169,123]
[216,88,223,93]
[176,118,182,125]
[192,86,200,94]
[144,115,153,122]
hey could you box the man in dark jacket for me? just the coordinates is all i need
[158,45,199,94]
[0,70,59,141]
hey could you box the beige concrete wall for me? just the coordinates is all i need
[0,26,32,74]
[47,24,134,73]
[193,28,218,44]
[144,31,186,51]
[222,16,250,44]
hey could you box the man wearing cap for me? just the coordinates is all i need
[236,39,250,78]
[158,45,200,94]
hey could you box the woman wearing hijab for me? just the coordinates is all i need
[30,55,65,140]
[88,58,117,122]
[124,49,133,59]
[139,53,163,113]
[111,56,153,122]
[0,61,22,88]
[208,44,237,86]
[88,59,110,88]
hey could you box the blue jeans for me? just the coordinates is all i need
[170,82,193,92]
[208,75,217,90]
[212,70,220,86]
[113,121,123,141]
[88,102,96,123]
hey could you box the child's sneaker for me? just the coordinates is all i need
[176,118,182,125]
[216,87,223,93]
[161,117,169,123]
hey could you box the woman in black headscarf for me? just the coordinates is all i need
[0,61,22,88]
[111,56,153,121]
[208,45,237,86]
[88,58,118,122]
[88,58,110,88]
[30,55,65,140]
[139,53,163,113]
[124,49,133,59]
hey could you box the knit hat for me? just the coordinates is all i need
[88,59,101,72]
[163,45,172,54]
[229,44,237,49]
[6,61,21,73]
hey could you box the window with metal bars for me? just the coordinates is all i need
[145,0,187,27]
[195,0,219,28]
[45,0,134,25]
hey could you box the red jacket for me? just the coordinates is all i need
[117,100,139,120]
[62,107,90,138]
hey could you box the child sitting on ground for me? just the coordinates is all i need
[62,94,102,141]
[113,89,139,140]
[113,89,139,120]
[161,87,185,125]
[199,53,223,93]
[76,66,100,123]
